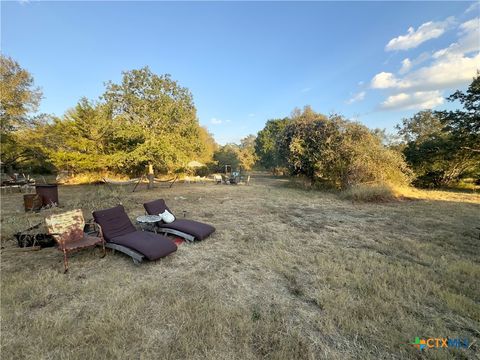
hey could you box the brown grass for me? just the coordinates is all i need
[1,174,479,359]
[340,183,396,202]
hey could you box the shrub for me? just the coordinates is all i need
[340,183,397,202]
[340,122,412,188]
[271,107,412,189]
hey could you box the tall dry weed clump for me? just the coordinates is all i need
[340,183,397,202]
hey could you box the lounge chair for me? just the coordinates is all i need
[143,199,215,242]
[92,205,177,264]
[46,209,105,273]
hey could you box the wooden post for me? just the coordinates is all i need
[147,163,154,189]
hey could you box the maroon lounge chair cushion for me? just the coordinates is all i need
[143,199,215,240]
[93,204,177,260]
[160,219,215,240]
[93,205,136,241]
[111,231,177,260]
[143,199,172,217]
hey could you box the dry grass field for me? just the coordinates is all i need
[1,174,479,359]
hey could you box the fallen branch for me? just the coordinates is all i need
[461,146,480,153]
[2,246,42,252]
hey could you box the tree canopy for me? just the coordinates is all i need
[255,118,290,172]
[255,106,411,189]
[0,55,43,169]
[213,135,257,172]
[397,75,480,187]
[3,65,217,176]
[2,55,477,189]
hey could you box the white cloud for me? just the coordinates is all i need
[373,16,478,112]
[381,91,444,110]
[210,118,222,125]
[407,52,480,90]
[301,87,311,93]
[385,17,454,51]
[346,91,366,104]
[399,58,412,74]
[248,113,255,117]
[433,17,479,58]
[465,2,480,13]
[371,52,479,92]
[371,72,400,89]
[460,17,479,32]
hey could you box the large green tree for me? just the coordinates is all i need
[100,67,205,174]
[259,106,410,189]
[0,55,43,169]
[397,75,480,187]
[39,67,214,176]
[439,73,480,154]
[254,118,290,173]
[196,126,218,164]
[43,98,116,172]
[238,135,257,171]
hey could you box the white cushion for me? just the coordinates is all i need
[160,209,175,223]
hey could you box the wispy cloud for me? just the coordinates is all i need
[301,87,311,93]
[248,113,255,117]
[399,58,412,74]
[385,17,454,51]
[433,17,479,58]
[346,91,366,104]
[465,2,479,13]
[210,118,222,125]
[398,52,430,74]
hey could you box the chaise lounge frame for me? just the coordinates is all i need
[92,221,145,264]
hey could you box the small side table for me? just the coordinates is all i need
[136,215,162,233]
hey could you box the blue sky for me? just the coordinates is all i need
[2,1,479,144]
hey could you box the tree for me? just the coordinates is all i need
[196,126,218,164]
[255,118,290,172]
[278,107,337,182]
[238,135,257,171]
[44,99,116,173]
[263,106,410,189]
[11,66,214,177]
[213,144,241,171]
[439,73,480,154]
[396,110,444,143]
[0,55,43,169]
[396,111,460,186]
[101,67,205,174]
[397,75,480,187]
[339,120,411,188]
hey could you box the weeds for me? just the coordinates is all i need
[1,176,479,359]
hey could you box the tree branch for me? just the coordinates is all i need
[461,146,480,153]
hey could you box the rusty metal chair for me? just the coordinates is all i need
[45,209,105,273]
